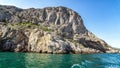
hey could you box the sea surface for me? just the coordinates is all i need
[0,52,120,68]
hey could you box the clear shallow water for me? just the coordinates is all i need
[0,52,120,68]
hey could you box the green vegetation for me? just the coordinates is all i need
[39,25,53,32]
[7,22,53,32]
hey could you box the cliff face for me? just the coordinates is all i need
[0,5,119,53]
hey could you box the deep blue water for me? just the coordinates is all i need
[0,52,120,68]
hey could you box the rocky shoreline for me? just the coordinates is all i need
[0,5,119,54]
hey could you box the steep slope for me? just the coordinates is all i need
[0,5,119,53]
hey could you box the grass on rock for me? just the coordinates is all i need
[7,22,53,32]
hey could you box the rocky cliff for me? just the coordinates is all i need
[0,5,119,54]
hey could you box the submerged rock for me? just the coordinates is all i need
[0,5,118,54]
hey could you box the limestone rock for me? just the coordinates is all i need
[0,5,118,54]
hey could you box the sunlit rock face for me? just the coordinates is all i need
[0,5,87,34]
[0,5,118,54]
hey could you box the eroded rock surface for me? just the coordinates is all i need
[0,5,118,54]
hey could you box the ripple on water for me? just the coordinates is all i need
[105,65,120,68]
[71,64,85,68]
[0,53,120,68]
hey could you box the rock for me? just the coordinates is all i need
[0,5,119,54]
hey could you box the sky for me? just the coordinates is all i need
[0,0,120,48]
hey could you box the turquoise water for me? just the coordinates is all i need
[0,52,120,68]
